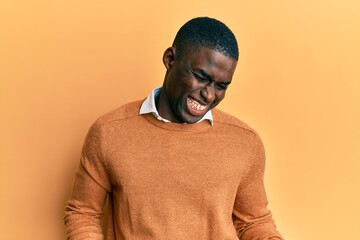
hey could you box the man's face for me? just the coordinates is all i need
[159,46,237,124]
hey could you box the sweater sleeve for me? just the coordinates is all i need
[232,133,283,240]
[64,121,111,240]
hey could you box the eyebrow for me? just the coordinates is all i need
[199,69,231,85]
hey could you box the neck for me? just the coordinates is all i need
[156,88,182,123]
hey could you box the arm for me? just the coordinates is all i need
[233,133,283,240]
[64,122,111,240]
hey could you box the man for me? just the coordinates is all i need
[64,17,283,239]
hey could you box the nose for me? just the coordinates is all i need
[200,83,215,103]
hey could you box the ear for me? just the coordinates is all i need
[162,47,176,70]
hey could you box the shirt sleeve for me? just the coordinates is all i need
[232,133,283,240]
[64,121,111,239]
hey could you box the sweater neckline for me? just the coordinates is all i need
[143,113,212,132]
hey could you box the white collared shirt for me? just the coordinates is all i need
[139,88,213,125]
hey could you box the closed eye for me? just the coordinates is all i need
[216,83,228,90]
[194,73,208,82]
[190,70,209,83]
[189,68,231,90]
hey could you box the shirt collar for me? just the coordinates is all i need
[139,87,213,125]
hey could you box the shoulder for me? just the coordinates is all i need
[94,99,144,128]
[212,108,255,132]
[212,108,263,141]
[213,109,265,164]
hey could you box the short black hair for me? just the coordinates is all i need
[172,17,239,60]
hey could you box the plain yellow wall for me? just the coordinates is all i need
[1,1,359,239]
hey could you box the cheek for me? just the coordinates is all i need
[181,76,198,89]
[175,80,200,99]
[215,91,226,103]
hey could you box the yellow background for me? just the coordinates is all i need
[1,1,359,239]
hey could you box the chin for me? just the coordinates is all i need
[176,105,204,124]
[184,119,198,124]
[181,115,203,124]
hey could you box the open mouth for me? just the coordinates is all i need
[187,97,208,116]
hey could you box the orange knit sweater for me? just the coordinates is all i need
[64,100,283,240]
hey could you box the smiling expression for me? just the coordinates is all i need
[157,47,238,124]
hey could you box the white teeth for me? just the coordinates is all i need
[187,98,206,111]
